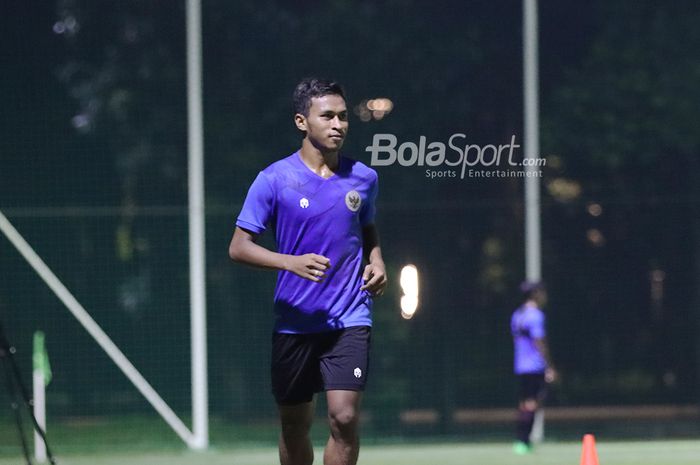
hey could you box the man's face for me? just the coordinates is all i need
[535,289,548,307]
[297,94,348,152]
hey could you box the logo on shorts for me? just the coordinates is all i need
[299,197,309,208]
[345,191,361,212]
[353,367,362,378]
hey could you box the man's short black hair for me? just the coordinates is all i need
[293,77,346,116]
[520,281,545,301]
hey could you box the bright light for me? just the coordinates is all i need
[546,178,582,202]
[366,98,393,112]
[400,264,418,290]
[587,202,603,217]
[399,264,419,319]
[586,228,605,247]
[356,97,394,122]
[401,296,418,319]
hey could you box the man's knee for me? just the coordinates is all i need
[328,404,359,436]
[281,418,312,439]
[520,399,539,412]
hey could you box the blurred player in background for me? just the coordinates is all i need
[229,77,386,465]
[510,281,558,455]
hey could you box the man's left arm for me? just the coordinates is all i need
[360,224,387,296]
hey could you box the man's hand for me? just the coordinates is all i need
[284,253,331,282]
[360,262,387,296]
[545,367,559,384]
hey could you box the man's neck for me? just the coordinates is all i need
[299,139,339,178]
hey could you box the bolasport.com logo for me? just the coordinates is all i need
[365,134,545,180]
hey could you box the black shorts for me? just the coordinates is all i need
[518,373,547,402]
[271,326,371,405]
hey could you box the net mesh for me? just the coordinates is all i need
[1,0,699,454]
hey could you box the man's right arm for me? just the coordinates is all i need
[228,227,330,282]
[534,337,558,383]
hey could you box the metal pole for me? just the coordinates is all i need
[186,0,209,450]
[523,0,544,443]
[0,210,196,446]
[33,370,46,462]
[523,0,541,283]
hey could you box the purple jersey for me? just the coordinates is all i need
[511,304,547,374]
[236,151,378,334]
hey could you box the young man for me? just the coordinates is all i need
[229,77,386,465]
[510,281,558,455]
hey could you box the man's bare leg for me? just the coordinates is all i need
[324,390,362,465]
[279,400,315,465]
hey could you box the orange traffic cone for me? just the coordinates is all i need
[580,434,599,465]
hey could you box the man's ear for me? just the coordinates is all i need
[294,113,307,132]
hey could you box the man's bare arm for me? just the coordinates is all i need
[534,337,558,383]
[228,227,330,282]
[360,224,387,295]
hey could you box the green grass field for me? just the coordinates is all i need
[1,440,699,465]
[2,415,699,464]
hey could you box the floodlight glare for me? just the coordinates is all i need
[399,264,419,319]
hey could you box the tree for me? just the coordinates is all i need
[542,1,700,401]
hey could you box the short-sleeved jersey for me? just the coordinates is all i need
[511,304,547,374]
[236,151,378,334]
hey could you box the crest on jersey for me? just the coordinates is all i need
[345,190,361,212]
[299,197,309,208]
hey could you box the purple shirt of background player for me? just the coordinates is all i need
[511,303,548,374]
[236,150,378,333]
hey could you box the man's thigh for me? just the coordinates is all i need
[320,326,371,392]
[271,332,324,405]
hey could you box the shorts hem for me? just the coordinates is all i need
[323,385,366,392]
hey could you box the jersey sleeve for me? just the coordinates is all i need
[359,172,378,227]
[236,171,275,234]
[528,311,546,339]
